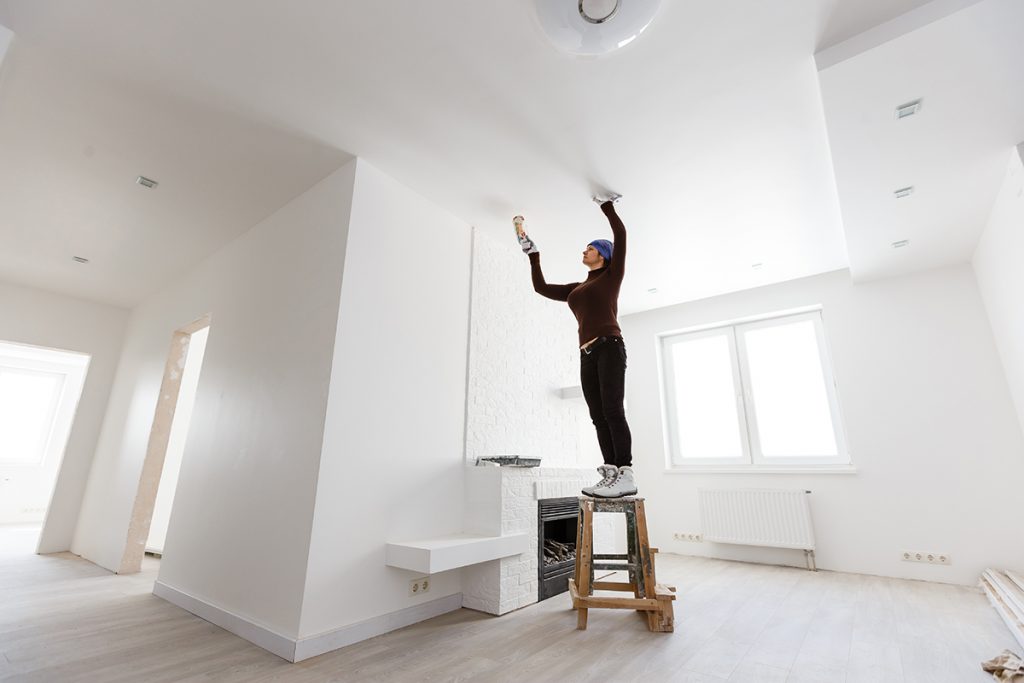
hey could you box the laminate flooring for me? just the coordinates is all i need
[0,525,1015,682]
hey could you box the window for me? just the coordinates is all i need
[0,367,66,466]
[660,309,849,470]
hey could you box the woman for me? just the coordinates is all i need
[514,195,636,498]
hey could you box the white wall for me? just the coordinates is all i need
[146,325,209,554]
[621,265,1024,585]
[464,229,598,467]
[0,281,128,552]
[973,144,1024,434]
[73,160,356,639]
[297,159,471,642]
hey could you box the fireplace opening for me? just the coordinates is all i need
[538,497,579,601]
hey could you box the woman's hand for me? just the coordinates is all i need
[514,215,538,255]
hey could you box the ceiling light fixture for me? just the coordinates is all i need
[895,99,923,119]
[751,263,763,269]
[647,287,658,294]
[72,256,90,263]
[136,175,159,189]
[534,0,661,56]
[891,240,910,249]
[894,186,915,199]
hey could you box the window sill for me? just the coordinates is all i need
[664,465,857,475]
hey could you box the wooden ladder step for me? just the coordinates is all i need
[570,579,662,611]
[591,581,638,592]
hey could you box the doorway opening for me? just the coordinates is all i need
[118,315,210,574]
[0,341,90,553]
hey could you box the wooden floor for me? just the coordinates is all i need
[0,525,1014,682]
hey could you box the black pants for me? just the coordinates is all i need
[580,336,632,468]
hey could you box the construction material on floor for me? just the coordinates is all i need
[981,568,1024,651]
[981,649,1024,681]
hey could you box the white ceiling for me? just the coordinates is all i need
[818,0,1024,283]
[0,10,350,308]
[0,0,1017,313]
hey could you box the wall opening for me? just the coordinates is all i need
[118,315,210,574]
[146,324,210,556]
[0,341,90,549]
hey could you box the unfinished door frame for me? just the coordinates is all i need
[118,314,210,574]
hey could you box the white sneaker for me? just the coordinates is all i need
[581,465,618,496]
[591,193,623,205]
[592,466,638,498]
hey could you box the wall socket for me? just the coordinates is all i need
[902,550,951,565]
[673,532,703,542]
[409,577,430,596]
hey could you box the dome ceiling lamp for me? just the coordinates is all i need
[534,0,662,57]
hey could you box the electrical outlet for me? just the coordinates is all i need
[673,532,703,542]
[901,550,951,565]
[408,577,430,596]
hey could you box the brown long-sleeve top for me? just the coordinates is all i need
[528,203,626,347]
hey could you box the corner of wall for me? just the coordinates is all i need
[295,156,471,646]
[971,143,1024,438]
[292,155,360,624]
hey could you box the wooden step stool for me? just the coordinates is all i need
[569,496,676,632]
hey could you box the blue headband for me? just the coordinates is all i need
[589,239,613,263]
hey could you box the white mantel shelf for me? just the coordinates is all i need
[385,533,530,574]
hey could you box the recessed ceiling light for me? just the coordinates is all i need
[136,175,159,189]
[72,256,90,263]
[894,186,915,199]
[891,240,910,249]
[895,99,923,119]
[647,287,658,294]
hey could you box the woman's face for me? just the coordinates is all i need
[582,244,605,268]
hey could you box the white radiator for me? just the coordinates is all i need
[698,489,816,563]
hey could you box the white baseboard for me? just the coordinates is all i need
[293,593,464,662]
[153,580,464,663]
[153,580,297,661]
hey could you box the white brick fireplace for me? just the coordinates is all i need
[461,465,619,614]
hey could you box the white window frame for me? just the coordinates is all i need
[660,326,750,467]
[658,307,852,472]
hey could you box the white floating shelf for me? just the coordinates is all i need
[386,533,529,574]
